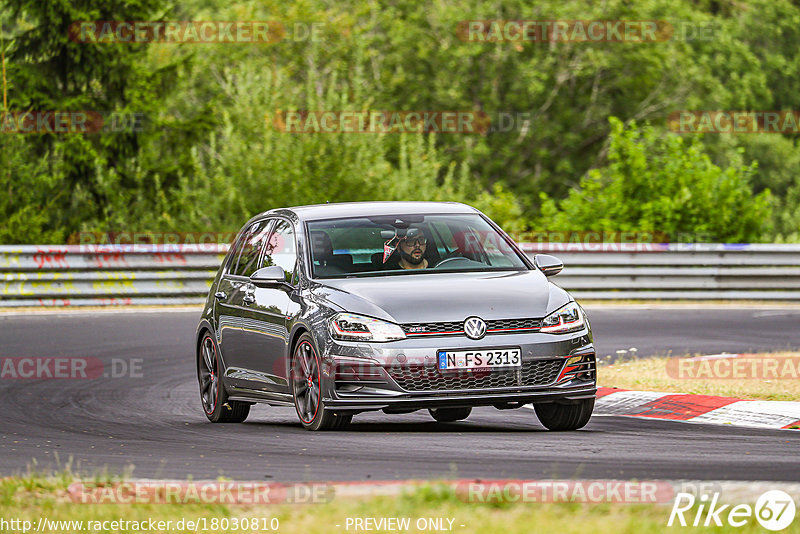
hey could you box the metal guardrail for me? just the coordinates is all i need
[0,245,225,307]
[1,243,800,306]
[522,243,800,300]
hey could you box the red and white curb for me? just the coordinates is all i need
[594,387,800,430]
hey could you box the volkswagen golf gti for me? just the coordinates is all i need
[196,201,596,430]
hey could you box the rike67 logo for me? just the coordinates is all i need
[669,490,796,531]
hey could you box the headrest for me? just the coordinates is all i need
[310,231,334,259]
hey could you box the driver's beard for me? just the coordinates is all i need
[399,248,424,265]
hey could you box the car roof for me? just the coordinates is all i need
[260,201,480,221]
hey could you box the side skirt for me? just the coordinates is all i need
[228,387,294,407]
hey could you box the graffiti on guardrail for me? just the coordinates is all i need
[90,251,128,268]
[0,250,23,268]
[33,249,70,269]
[2,244,800,306]
[38,298,71,306]
[3,281,78,296]
[153,252,188,265]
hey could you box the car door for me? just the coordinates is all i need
[237,218,299,394]
[217,218,273,388]
[213,224,251,373]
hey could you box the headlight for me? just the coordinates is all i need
[540,302,585,334]
[329,313,406,342]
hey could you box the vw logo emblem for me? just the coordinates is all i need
[464,317,487,340]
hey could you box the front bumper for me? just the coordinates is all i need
[325,385,597,411]
[321,328,597,412]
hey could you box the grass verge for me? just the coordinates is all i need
[3,475,796,534]
[599,352,800,401]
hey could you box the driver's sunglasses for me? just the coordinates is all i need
[402,236,427,247]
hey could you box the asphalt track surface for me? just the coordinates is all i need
[0,307,799,482]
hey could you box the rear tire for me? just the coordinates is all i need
[198,333,251,423]
[291,333,352,431]
[428,407,472,422]
[534,398,594,431]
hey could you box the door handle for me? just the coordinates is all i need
[214,291,227,301]
[242,293,256,305]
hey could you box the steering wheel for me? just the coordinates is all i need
[433,256,480,269]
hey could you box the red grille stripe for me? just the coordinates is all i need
[406,330,463,336]
[486,327,540,332]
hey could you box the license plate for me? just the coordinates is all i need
[437,348,522,370]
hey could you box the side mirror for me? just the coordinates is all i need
[250,265,287,287]
[534,254,563,277]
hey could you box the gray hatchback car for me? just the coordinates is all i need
[196,201,596,430]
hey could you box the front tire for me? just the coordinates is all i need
[198,333,250,423]
[291,333,351,431]
[428,407,472,422]
[534,398,594,431]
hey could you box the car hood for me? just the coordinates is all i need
[312,270,570,324]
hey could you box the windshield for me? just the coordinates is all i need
[306,214,529,278]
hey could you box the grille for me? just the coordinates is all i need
[388,359,563,392]
[401,318,542,336]
[402,321,463,335]
[487,318,542,331]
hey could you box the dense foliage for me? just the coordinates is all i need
[1,0,799,243]
[537,117,771,242]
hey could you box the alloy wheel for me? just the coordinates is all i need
[199,335,220,415]
[292,341,321,423]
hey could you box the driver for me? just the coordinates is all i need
[397,226,429,269]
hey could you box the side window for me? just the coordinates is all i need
[262,219,297,283]
[233,220,272,277]
[225,227,251,274]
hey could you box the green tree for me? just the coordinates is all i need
[0,0,210,242]
[536,117,772,242]
[3,0,800,243]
